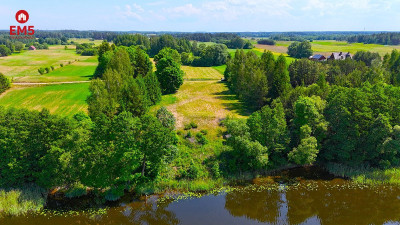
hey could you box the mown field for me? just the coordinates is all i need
[257,40,400,57]
[0,83,90,116]
[0,44,96,117]
[153,65,250,138]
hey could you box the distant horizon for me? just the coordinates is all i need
[1,29,399,33]
[2,0,400,32]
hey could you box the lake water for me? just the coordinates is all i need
[2,167,400,225]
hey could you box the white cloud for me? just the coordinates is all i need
[164,4,202,16]
[119,4,144,21]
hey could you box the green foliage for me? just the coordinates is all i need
[154,47,181,64]
[353,51,381,66]
[289,59,327,87]
[144,72,162,105]
[192,44,229,67]
[44,67,50,74]
[0,73,11,94]
[247,101,290,168]
[38,67,45,75]
[60,63,64,67]
[155,57,184,94]
[288,125,319,165]
[287,41,313,59]
[50,66,54,71]
[270,55,291,100]
[156,106,176,130]
[0,45,11,56]
[225,37,253,49]
[195,132,208,145]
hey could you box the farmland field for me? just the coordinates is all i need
[0,43,96,116]
[0,48,92,78]
[0,83,90,116]
[258,40,400,57]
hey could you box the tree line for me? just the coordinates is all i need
[222,49,400,173]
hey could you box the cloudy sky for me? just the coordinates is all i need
[1,0,400,31]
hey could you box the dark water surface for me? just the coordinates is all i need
[2,167,400,225]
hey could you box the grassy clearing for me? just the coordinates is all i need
[272,40,400,57]
[212,65,226,75]
[69,38,104,46]
[152,66,249,137]
[0,47,92,78]
[325,163,400,185]
[0,184,46,217]
[181,66,224,80]
[0,83,90,117]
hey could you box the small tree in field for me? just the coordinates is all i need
[0,73,11,94]
[38,68,45,75]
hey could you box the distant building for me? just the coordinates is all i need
[28,46,36,50]
[328,52,352,60]
[309,54,326,61]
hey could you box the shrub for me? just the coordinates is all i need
[196,132,208,145]
[189,121,198,129]
[44,67,50,74]
[60,63,64,67]
[38,68,45,75]
[156,107,176,130]
[200,129,208,135]
[0,73,11,94]
[184,123,192,130]
[185,131,192,138]
[50,66,54,71]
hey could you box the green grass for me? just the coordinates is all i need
[15,59,97,83]
[0,47,93,78]
[274,40,400,56]
[0,184,46,217]
[212,65,226,75]
[0,83,90,117]
[325,163,400,185]
[182,66,224,80]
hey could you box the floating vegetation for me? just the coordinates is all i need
[157,180,400,206]
[32,207,109,219]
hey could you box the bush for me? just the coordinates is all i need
[50,66,54,71]
[185,131,192,138]
[0,73,11,94]
[189,121,198,129]
[44,67,50,74]
[184,123,192,130]
[200,129,208,135]
[195,132,208,145]
[257,39,276,45]
[156,107,176,130]
[38,68,45,75]
[60,63,64,67]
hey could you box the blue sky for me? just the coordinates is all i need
[1,0,400,31]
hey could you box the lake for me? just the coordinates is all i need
[2,166,400,225]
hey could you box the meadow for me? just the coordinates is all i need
[257,40,400,57]
[153,65,250,138]
[0,83,90,116]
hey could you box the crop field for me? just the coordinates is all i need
[153,66,250,137]
[0,83,90,116]
[258,40,400,57]
[0,43,97,117]
[0,48,92,78]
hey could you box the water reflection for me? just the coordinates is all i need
[4,167,400,225]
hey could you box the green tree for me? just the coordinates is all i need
[287,41,313,59]
[0,45,11,56]
[154,47,181,64]
[269,55,291,99]
[288,125,319,165]
[0,73,11,94]
[144,72,162,105]
[155,57,184,94]
[156,106,176,130]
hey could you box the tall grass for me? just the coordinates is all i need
[325,163,400,185]
[0,184,47,217]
